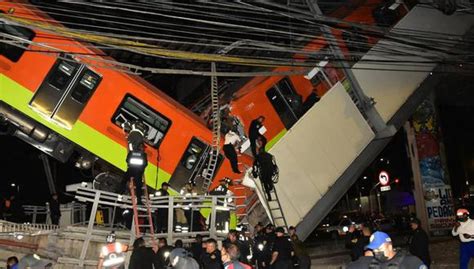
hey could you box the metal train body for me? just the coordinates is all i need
[0,1,252,197]
[0,1,405,209]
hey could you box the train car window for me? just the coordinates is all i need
[48,60,78,92]
[266,78,300,129]
[0,18,35,62]
[276,78,297,96]
[71,69,101,104]
[181,138,206,171]
[112,94,171,148]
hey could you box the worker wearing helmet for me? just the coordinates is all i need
[98,231,128,269]
[452,208,474,269]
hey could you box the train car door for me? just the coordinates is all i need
[53,68,101,129]
[169,137,223,192]
[266,78,301,129]
[29,56,101,129]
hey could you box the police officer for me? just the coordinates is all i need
[347,231,426,269]
[253,223,268,268]
[270,227,294,269]
[223,230,250,264]
[201,238,223,269]
[408,218,431,268]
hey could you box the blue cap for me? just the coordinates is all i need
[365,231,391,250]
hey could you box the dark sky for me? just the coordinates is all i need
[0,134,83,205]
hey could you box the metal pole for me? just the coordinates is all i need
[79,191,100,267]
[39,154,57,195]
[167,197,174,244]
[305,0,389,134]
[210,196,217,239]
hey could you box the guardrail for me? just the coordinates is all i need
[0,220,59,235]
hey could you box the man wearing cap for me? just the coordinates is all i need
[452,208,474,269]
[270,227,294,269]
[408,218,431,268]
[347,231,426,268]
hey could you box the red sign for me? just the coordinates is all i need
[379,171,390,186]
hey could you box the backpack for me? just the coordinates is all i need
[271,155,279,184]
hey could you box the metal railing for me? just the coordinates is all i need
[0,220,59,235]
[65,185,246,267]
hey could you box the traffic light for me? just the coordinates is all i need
[394,178,400,184]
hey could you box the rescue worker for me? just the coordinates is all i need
[346,231,426,269]
[452,208,474,269]
[252,148,278,201]
[408,218,431,268]
[129,237,154,269]
[180,182,197,233]
[155,182,170,233]
[209,178,233,233]
[270,227,294,269]
[201,238,223,269]
[253,223,268,268]
[49,193,61,226]
[248,116,267,157]
[123,121,149,204]
[223,128,242,174]
[221,242,252,269]
[98,231,128,269]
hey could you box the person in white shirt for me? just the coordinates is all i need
[452,208,474,269]
[223,129,242,174]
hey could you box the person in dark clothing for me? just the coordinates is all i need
[155,182,170,233]
[223,230,250,264]
[408,218,431,268]
[49,193,61,226]
[345,224,372,261]
[190,234,205,262]
[289,227,311,269]
[252,149,277,201]
[347,231,426,269]
[270,227,294,269]
[129,237,154,269]
[201,238,223,269]
[248,116,267,157]
[154,238,174,269]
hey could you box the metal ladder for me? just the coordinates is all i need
[266,188,289,230]
[201,62,221,193]
[129,178,156,245]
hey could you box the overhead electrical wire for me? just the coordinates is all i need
[0,1,470,75]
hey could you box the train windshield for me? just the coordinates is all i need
[0,19,35,62]
[112,95,171,148]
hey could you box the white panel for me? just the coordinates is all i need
[353,6,474,122]
[269,83,374,227]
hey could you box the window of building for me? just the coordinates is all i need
[112,94,171,148]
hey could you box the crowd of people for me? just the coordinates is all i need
[106,223,310,269]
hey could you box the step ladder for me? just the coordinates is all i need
[266,188,289,230]
[201,62,221,193]
[129,178,156,246]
